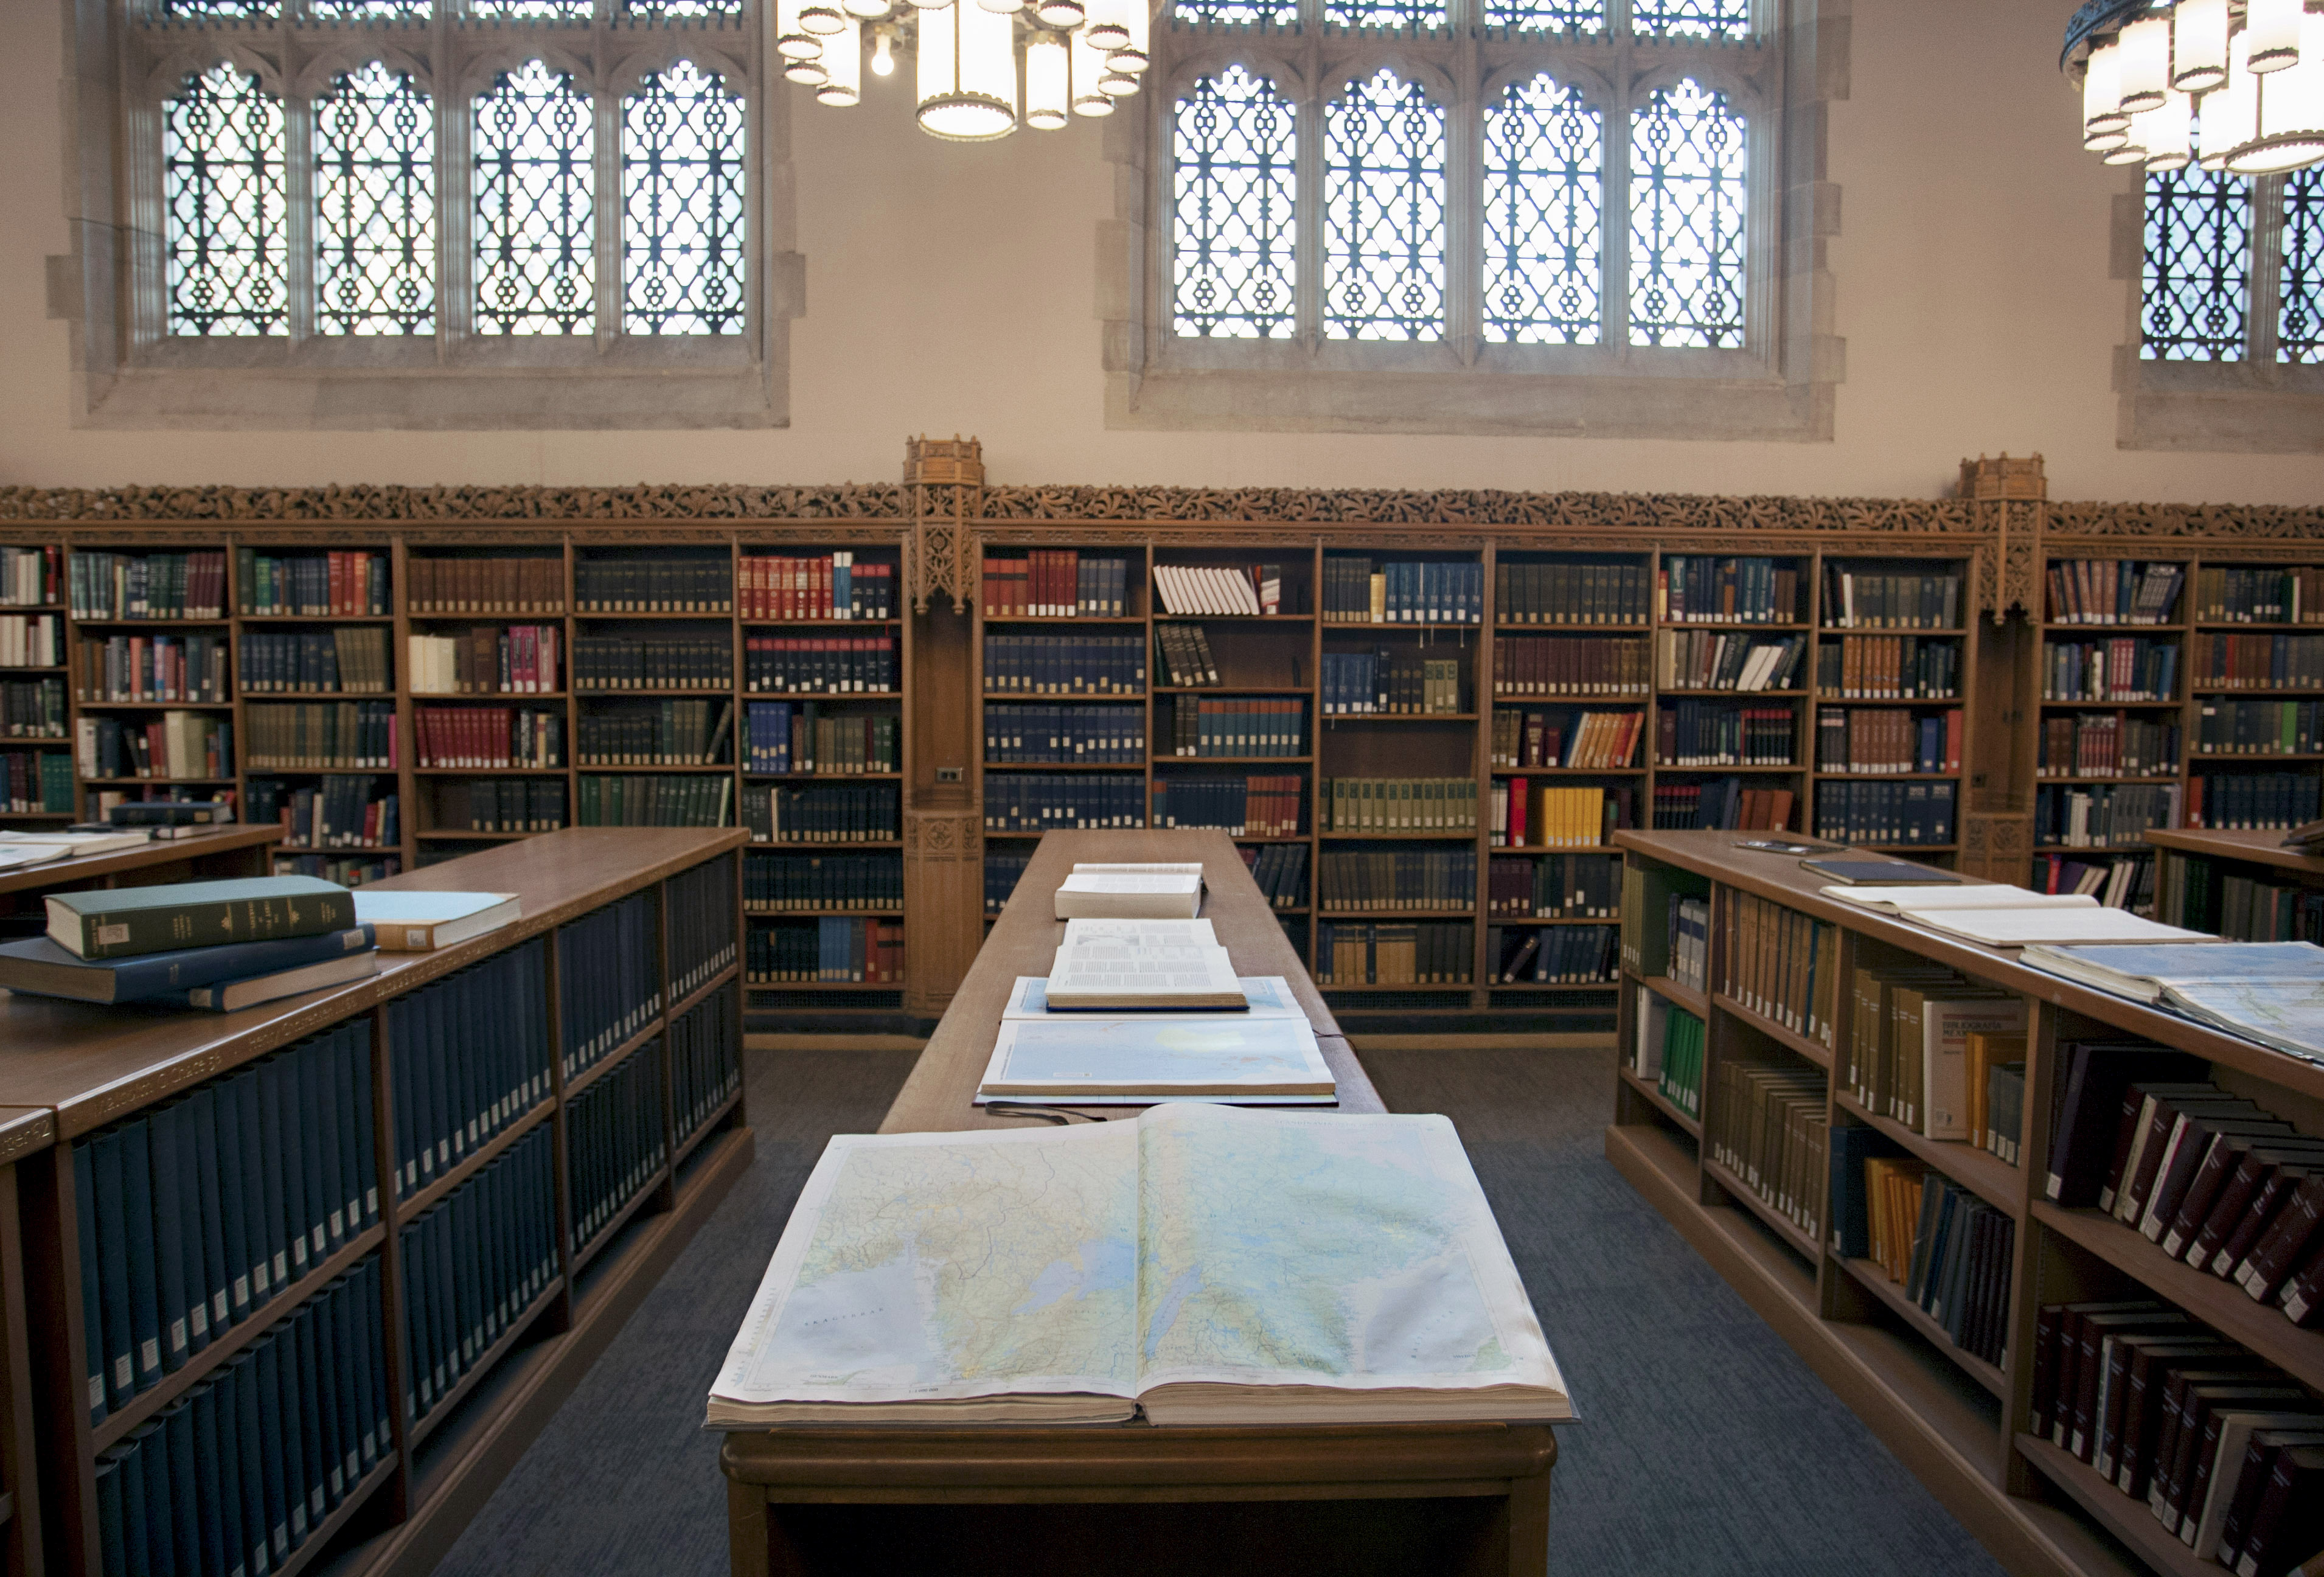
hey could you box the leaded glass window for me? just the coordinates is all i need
[163,64,287,337]
[1173,68,1298,338]
[1484,0,1605,30]
[469,0,592,15]
[1325,0,1448,27]
[163,1,277,14]
[1175,0,1298,18]
[1629,77,1746,349]
[1482,75,1602,344]
[1324,69,1447,341]
[2141,165,2250,362]
[309,1,428,15]
[624,0,746,13]
[315,64,434,336]
[474,60,594,336]
[1630,0,1752,40]
[622,63,748,335]
[2281,168,2323,365]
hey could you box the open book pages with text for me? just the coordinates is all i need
[976,1012,1334,1101]
[1820,885,2099,916]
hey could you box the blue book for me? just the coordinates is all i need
[298,1040,332,1262]
[328,1278,361,1492]
[95,1454,125,1577]
[231,1069,271,1309]
[89,1130,136,1409]
[353,1262,386,1467]
[331,1025,363,1241]
[144,1099,191,1369]
[0,925,376,1004]
[189,1378,239,1577]
[164,1391,203,1574]
[403,1214,431,1416]
[119,1118,164,1393]
[293,1306,330,1522]
[229,1346,271,1575]
[251,1332,293,1559]
[187,1087,231,1342]
[256,1058,293,1293]
[1826,1124,1886,1261]
[74,1140,107,1425]
[388,995,416,1195]
[113,1432,153,1577]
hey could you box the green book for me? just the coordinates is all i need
[46,876,356,961]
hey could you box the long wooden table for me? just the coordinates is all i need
[723,829,1557,1577]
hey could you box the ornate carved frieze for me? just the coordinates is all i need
[0,484,911,522]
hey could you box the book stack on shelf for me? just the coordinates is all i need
[2,544,71,823]
[1811,558,1969,855]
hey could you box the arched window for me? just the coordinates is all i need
[1173,67,1298,339]
[1628,77,1747,349]
[315,63,434,336]
[474,60,595,336]
[1482,74,1602,345]
[1323,69,1447,342]
[163,64,287,338]
[622,62,749,335]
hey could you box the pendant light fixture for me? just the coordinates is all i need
[2064,0,2324,177]
[807,0,1150,141]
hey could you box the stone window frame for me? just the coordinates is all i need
[50,1,803,430]
[1096,0,1849,440]
[2112,167,2324,454]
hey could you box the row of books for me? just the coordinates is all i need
[2192,564,2324,624]
[2031,1298,2324,1574]
[406,555,563,615]
[744,635,899,694]
[1152,624,1223,688]
[576,775,733,829]
[1323,776,1481,835]
[982,553,1132,618]
[740,553,896,621]
[2045,637,2179,703]
[2047,559,2185,625]
[70,549,229,621]
[0,747,74,812]
[746,704,898,776]
[746,917,904,983]
[1491,708,1643,770]
[1492,781,1628,847]
[408,627,561,695]
[95,1264,390,1577]
[2,675,66,736]
[1667,701,1793,767]
[1315,921,1473,985]
[1820,565,1963,630]
[2187,771,2323,831]
[666,854,737,1001]
[1487,852,1621,918]
[670,983,742,1140]
[2192,632,2324,688]
[1707,1054,1828,1243]
[745,852,902,911]
[1657,631,1809,692]
[72,1022,379,1417]
[0,545,60,605]
[1487,924,1617,984]
[237,550,389,618]
[984,850,1031,912]
[2041,711,2179,778]
[1724,889,1842,1051]
[1492,635,1649,698]
[384,939,551,1197]
[1319,650,1466,715]
[574,558,732,614]
[1814,634,1962,700]
[1666,893,1709,994]
[423,778,563,835]
[78,712,232,781]
[1651,780,1795,834]
[1152,562,1290,617]
[240,627,391,694]
[74,632,228,704]
[1840,1153,2013,1369]
[743,782,899,843]
[984,774,1144,834]
[577,700,735,767]
[1818,706,1962,775]
[277,851,398,886]
[1321,559,1483,624]
[1662,556,1802,625]
[2036,782,2178,849]
[984,703,1144,765]
[1632,992,1705,1119]
[1165,697,1306,757]
[1839,964,2024,1138]
[1815,781,1957,846]
[557,893,661,1082]
[244,701,397,771]
[0,610,61,666]
[405,1127,558,1422]
[573,635,732,692]
[982,634,1146,695]
[1240,841,1309,910]
[566,1041,669,1252]
[252,778,400,850]
[2197,700,2324,756]
[1319,848,1475,913]
[2035,850,2157,913]
[2159,851,2323,942]
[1150,775,1303,837]
[416,705,563,770]
[1494,560,1651,626]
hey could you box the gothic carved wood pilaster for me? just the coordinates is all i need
[902,809,983,1017]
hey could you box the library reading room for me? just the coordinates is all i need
[7,2,2324,1576]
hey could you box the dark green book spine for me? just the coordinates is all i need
[57,890,358,961]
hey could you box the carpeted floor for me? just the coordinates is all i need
[430,1043,2008,1577]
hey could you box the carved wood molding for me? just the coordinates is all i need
[0,484,913,522]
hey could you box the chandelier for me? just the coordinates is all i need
[779,0,1149,142]
[2065,0,2324,175]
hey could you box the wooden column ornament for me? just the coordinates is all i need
[1960,454,2046,883]
[903,436,986,1014]
[903,435,979,616]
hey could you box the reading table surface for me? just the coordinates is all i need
[2143,825,2324,880]
[0,822,279,900]
[722,828,1553,1577]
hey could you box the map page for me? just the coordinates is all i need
[978,1014,1332,1098]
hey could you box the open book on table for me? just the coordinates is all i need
[708,1103,1570,1429]
[2021,941,2324,1064]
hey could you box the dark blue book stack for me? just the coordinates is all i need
[1815,781,1957,845]
[401,1126,558,1424]
[984,849,1032,912]
[557,892,663,1085]
[980,633,1146,695]
[983,703,1146,764]
[745,851,901,911]
[670,982,742,1147]
[566,1040,669,1255]
[384,938,552,1200]
[93,1262,389,1577]
[73,1023,379,1427]
[983,774,1146,833]
[740,782,900,843]
[666,853,738,1000]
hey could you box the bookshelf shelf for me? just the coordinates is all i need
[73,699,234,710]
[2188,751,2324,762]
[1162,686,1315,695]
[1703,1156,1821,1263]
[1489,979,1619,992]
[576,762,734,773]
[1616,1065,1703,1138]
[413,691,570,701]
[405,1280,569,1453]
[1156,755,1314,765]
[571,610,734,621]
[1814,770,1963,782]
[2040,623,2188,633]
[1658,762,1800,774]
[1154,613,1313,624]
[1320,622,1482,633]
[1320,908,1475,919]
[2038,699,2183,709]
[1637,972,1708,1018]
[2014,1437,2213,1577]
[1320,831,1478,842]
[1832,1090,2021,1217]
[742,770,905,780]
[1716,990,1834,1071]
[1492,766,1651,776]
[1835,1255,2008,1400]
[400,1099,558,1222]
[576,687,732,697]
[82,775,234,785]
[2,665,64,675]
[1497,622,1652,633]
[1492,914,1623,925]
[1311,980,1475,992]
[983,616,1149,626]
[743,906,906,917]
[237,613,395,625]
[414,767,569,777]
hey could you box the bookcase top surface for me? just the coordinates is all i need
[0,826,744,1137]
[2141,826,2324,878]
[880,827,1383,1135]
[0,823,284,897]
[0,1106,52,1164]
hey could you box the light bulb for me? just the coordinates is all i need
[871,28,896,74]
[2084,41,2127,133]
[2171,0,2228,93]
[2248,0,2303,73]
[2116,15,2169,114]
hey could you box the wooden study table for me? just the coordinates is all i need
[723,828,1559,1577]
[0,822,279,937]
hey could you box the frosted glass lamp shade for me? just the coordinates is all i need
[1070,27,1115,115]
[818,16,864,105]
[1037,0,1088,26]
[2084,42,2128,132]
[785,56,830,85]
[2204,33,2263,166]
[2230,13,2324,172]
[917,0,1020,141]
[1111,0,1150,72]
[976,0,1027,13]
[778,0,825,59]
[2116,16,2170,114]
[1025,33,1069,129]
[2132,89,2193,170]
[842,0,894,16]
[801,0,849,33]
[2247,0,2304,73]
[1084,0,1131,51]
[2171,0,2228,92]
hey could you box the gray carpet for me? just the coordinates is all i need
[429,1044,2008,1577]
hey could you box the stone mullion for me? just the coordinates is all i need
[1446,7,1481,362]
[1603,16,1632,358]
[1297,11,1325,349]
[285,35,316,346]
[2250,174,2286,372]
[438,13,472,354]
[596,29,623,346]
